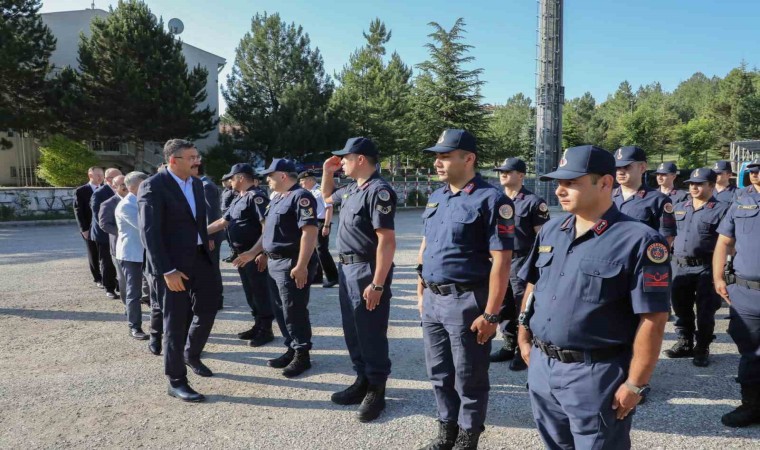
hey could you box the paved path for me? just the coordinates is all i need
[0,210,758,448]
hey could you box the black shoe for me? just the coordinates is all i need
[419,421,459,450]
[149,335,162,355]
[237,325,258,340]
[140,296,150,305]
[185,358,213,377]
[693,346,710,367]
[282,350,311,378]
[105,291,118,299]
[332,375,369,405]
[322,280,338,288]
[452,427,482,450]
[490,334,516,362]
[722,384,760,427]
[249,326,274,347]
[664,337,694,358]
[357,382,386,422]
[130,328,149,340]
[167,383,205,402]
[509,347,528,371]
[268,348,295,368]
[95,281,104,289]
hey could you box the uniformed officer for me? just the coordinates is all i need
[320,137,397,423]
[299,170,339,288]
[208,163,274,347]
[220,174,240,263]
[233,158,319,378]
[654,161,688,204]
[712,160,737,203]
[613,146,676,245]
[490,157,549,372]
[517,145,671,449]
[714,158,760,427]
[416,129,513,450]
[664,168,728,367]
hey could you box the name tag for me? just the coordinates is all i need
[538,246,553,253]
[426,202,438,208]
[738,205,758,210]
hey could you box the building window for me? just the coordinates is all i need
[10,166,17,177]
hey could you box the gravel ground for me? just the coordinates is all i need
[0,209,758,449]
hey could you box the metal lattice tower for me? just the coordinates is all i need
[534,0,564,204]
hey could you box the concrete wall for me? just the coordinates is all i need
[0,187,75,217]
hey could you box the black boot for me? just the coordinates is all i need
[237,323,259,340]
[267,348,295,368]
[509,345,527,371]
[282,349,311,378]
[693,333,714,367]
[452,427,482,450]
[418,421,459,450]
[664,336,694,358]
[722,384,760,428]
[249,323,275,347]
[331,375,369,405]
[489,334,516,362]
[357,382,386,422]
[148,334,162,356]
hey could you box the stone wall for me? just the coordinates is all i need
[0,187,75,217]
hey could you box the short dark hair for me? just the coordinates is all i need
[163,139,195,162]
[196,162,206,176]
[88,166,102,174]
[363,155,377,166]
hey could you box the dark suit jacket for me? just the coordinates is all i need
[99,194,121,256]
[74,184,96,236]
[201,176,223,244]
[90,185,115,244]
[138,169,211,276]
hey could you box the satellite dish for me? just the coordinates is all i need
[168,18,184,35]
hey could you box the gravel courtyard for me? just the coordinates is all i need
[0,209,758,449]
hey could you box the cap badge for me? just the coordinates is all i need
[616,148,623,159]
[437,132,446,144]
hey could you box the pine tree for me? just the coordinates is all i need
[489,93,535,166]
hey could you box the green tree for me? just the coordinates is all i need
[562,92,596,148]
[669,72,719,123]
[223,12,340,162]
[0,0,56,148]
[74,0,215,169]
[709,64,757,156]
[587,81,636,150]
[410,18,487,160]
[330,19,413,163]
[202,134,246,182]
[617,86,680,162]
[488,93,535,166]
[37,135,98,186]
[675,117,718,168]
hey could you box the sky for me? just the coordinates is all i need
[41,0,760,115]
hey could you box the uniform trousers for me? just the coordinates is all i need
[671,263,722,343]
[727,284,760,385]
[422,285,491,432]
[267,255,317,351]
[238,250,274,323]
[528,347,634,450]
[499,254,529,336]
[338,261,393,384]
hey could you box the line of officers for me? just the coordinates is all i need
[144,130,759,450]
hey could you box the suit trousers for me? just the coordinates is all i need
[113,255,127,303]
[96,241,117,292]
[119,260,144,330]
[84,238,101,283]
[162,249,221,382]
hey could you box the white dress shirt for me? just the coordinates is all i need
[167,168,203,245]
[115,193,144,262]
[309,183,331,220]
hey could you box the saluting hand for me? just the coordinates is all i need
[164,271,189,292]
[612,383,641,420]
[323,156,342,174]
[290,264,308,289]
[470,316,497,345]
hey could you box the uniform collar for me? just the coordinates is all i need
[686,197,717,210]
[515,186,528,200]
[613,185,649,198]
[444,174,481,196]
[356,171,381,191]
[560,205,622,237]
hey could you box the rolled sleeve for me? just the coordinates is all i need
[630,235,672,314]
[489,194,515,251]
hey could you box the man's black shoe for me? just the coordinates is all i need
[357,383,386,422]
[237,325,258,340]
[149,336,162,355]
[322,280,338,288]
[509,347,528,371]
[140,296,150,305]
[452,427,482,450]
[249,327,274,347]
[185,358,213,377]
[167,383,205,402]
[693,346,710,367]
[722,384,760,427]
[331,375,369,405]
[418,421,459,450]
[130,328,149,340]
[105,291,118,299]
[268,348,295,368]
[282,350,311,378]
[664,337,694,358]
[490,334,516,362]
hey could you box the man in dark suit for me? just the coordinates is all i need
[74,167,105,287]
[91,168,122,298]
[99,174,128,302]
[196,164,224,310]
[138,139,221,403]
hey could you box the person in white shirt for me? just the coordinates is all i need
[299,171,338,287]
[116,171,149,340]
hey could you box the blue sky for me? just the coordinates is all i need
[42,0,760,114]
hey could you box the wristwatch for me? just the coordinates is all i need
[482,312,500,324]
[370,283,384,292]
[624,381,651,397]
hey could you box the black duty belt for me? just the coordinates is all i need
[676,256,708,267]
[533,338,627,363]
[423,280,479,296]
[265,251,295,260]
[736,277,760,291]
[338,253,370,264]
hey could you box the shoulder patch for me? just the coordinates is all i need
[377,189,391,202]
[663,203,674,214]
[254,196,264,204]
[538,202,548,213]
[376,205,393,215]
[643,266,670,292]
[499,204,514,220]
[646,242,669,264]
[301,207,314,219]
[299,198,311,207]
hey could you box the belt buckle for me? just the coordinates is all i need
[428,283,441,295]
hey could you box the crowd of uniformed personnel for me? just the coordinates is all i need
[72,131,760,449]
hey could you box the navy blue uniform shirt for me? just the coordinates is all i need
[224,186,269,251]
[262,184,318,255]
[518,205,671,350]
[672,197,729,259]
[717,188,760,282]
[336,172,396,257]
[511,186,550,254]
[422,175,515,284]
[613,186,676,238]
[664,188,688,205]
[714,185,737,204]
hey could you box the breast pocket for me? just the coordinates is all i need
[674,212,686,231]
[579,258,623,303]
[734,207,759,234]
[448,207,479,243]
[629,208,653,224]
[274,205,291,225]
[422,207,438,235]
[533,252,554,292]
[697,214,721,234]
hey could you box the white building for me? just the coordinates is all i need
[0,8,226,186]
